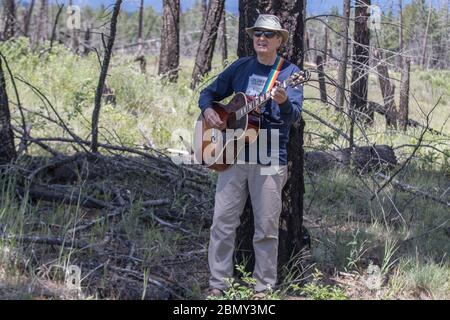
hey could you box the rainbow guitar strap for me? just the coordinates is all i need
[262,55,285,93]
[261,55,285,125]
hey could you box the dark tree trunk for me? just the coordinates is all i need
[219,9,228,66]
[37,0,49,44]
[323,25,328,62]
[350,0,372,125]
[159,0,180,82]
[399,57,410,131]
[202,0,208,25]
[0,57,16,165]
[435,11,447,69]
[316,55,327,103]
[235,0,307,281]
[335,0,350,110]
[398,0,403,69]
[3,0,16,40]
[237,0,258,58]
[190,0,224,89]
[138,0,144,42]
[304,30,310,63]
[69,0,80,54]
[373,49,397,128]
[445,0,450,69]
[91,0,122,153]
[273,0,305,66]
[278,116,306,275]
[137,0,147,73]
[49,3,65,53]
[23,0,35,38]
[83,26,92,56]
[421,1,432,68]
[311,36,317,65]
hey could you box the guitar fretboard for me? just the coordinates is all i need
[236,80,288,120]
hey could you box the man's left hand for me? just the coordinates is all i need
[270,82,288,105]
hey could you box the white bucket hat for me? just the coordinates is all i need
[246,14,289,44]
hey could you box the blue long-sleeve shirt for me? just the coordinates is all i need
[198,56,304,165]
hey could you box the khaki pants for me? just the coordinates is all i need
[208,164,288,292]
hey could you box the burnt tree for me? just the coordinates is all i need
[23,0,35,38]
[191,0,225,89]
[49,3,65,53]
[268,1,306,65]
[304,30,310,63]
[0,57,16,165]
[68,0,80,54]
[398,0,404,69]
[91,0,122,153]
[235,0,307,281]
[159,0,180,82]
[399,57,410,131]
[305,145,397,172]
[335,0,350,110]
[323,25,328,62]
[36,0,49,45]
[202,0,208,25]
[350,0,372,124]
[373,48,397,128]
[83,25,92,56]
[237,0,258,57]
[421,1,432,68]
[316,55,328,103]
[218,9,228,66]
[3,0,16,40]
[136,0,147,73]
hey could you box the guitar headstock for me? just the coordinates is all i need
[287,70,311,88]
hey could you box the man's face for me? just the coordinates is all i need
[253,29,282,55]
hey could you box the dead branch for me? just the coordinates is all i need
[302,107,352,144]
[27,152,86,182]
[49,3,65,53]
[16,184,112,209]
[142,198,170,206]
[108,265,185,299]
[92,0,123,153]
[144,211,199,237]
[375,173,450,208]
[0,53,27,153]
[0,233,88,249]
[14,77,89,153]
[371,97,443,200]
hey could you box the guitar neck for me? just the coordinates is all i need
[236,82,288,120]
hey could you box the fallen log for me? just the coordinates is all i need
[16,185,110,209]
[305,144,397,172]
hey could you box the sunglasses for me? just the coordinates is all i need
[253,30,278,39]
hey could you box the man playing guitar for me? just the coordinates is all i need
[198,14,304,297]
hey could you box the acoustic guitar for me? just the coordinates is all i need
[193,70,310,172]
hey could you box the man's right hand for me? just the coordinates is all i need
[203,107,226,130]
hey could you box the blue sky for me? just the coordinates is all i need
[53,0,446,15]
